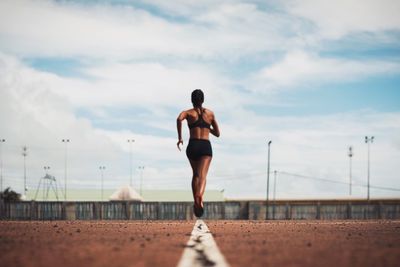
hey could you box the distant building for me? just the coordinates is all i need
[109,186,144,201]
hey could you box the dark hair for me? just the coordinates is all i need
[191,89,204,107]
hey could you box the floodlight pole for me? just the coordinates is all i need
[273,170,277,201]
[127,139,135,186]
[62,139,70,201]
[0,139,5,192]
[365,136,374,200]
[273,170,277,220]
[99,166,106,201]
[266,140,272,220]
[22,146,28,196]
[348,146,353,196]
[43,166,50,199]
[138,166,145,196]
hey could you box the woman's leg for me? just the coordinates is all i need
[196,156,212,207]
[189,159,201,207]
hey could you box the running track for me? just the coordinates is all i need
[0,220,399,267]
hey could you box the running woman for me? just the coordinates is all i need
[176,89,220,217]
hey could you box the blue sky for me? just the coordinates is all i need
[0,0,400,199]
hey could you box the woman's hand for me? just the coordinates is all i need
[177,139,183,151]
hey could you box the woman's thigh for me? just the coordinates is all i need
[198,156,212,177]
[189,159,200,176]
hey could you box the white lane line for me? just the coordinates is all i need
[177,220,230,267]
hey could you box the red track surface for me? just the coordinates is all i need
[1,220,399,267]
[0,221,193,267]
[209,220,400,267]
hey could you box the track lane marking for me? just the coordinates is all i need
[177,220,230,267]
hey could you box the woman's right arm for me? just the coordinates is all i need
[176,111,187,150]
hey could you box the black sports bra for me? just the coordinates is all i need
[188,108,211,129]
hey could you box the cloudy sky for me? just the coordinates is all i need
[0,0,399,200]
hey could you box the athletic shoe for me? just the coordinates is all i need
[193,204,204,217]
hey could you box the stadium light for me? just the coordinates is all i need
[0,139,5,192]
[99,166,106,201]
[22,146,28,196]
[44,166,50,174]
[62,139,70,201]
[365,136,374,200]
[138,166,145,196]
[266,140,272,220]
[348,146,353,196]
[273,170,277,220]
[273,170,277,201]
[127,139,135,186]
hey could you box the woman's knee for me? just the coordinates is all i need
[195,174,206,185]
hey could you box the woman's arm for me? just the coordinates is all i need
[210,114,220,137]
[176,111,187,150]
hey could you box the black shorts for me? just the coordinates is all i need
[186,139,213,161]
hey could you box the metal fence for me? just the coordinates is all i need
[1,199,400,220]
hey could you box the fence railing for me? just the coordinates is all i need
[1,199,400,220]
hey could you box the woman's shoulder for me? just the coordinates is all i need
[203,107,214,115]
[184,107,214,116]
[185,108,196,114]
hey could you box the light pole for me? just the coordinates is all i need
[365,136,374,200]
[127,139,135,186]
[44,166,50,200]
[138,166,145,196]
[0,139,5,192]
[273,170,277,220]
[99,166,106,201]
[62,139,70,201]
[22,146,28,196]
[348,146,353,196]
[266,140,272,220]
[273,170,277,201]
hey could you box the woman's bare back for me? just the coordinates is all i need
[186,107,213,140]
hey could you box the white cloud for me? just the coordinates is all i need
[74,62,233,108]
[7,57,253,130]
[286,0,400,39]
[250,50,400,90]
[137,0,230,17]
[1,0,398,61]
[0,0,300,60]
[0,0,194,58]
[0,53,127,194]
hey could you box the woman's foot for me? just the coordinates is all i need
[193,196,204,217]
[193,204,204,217]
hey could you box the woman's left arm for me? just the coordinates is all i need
[210,114,220,137]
